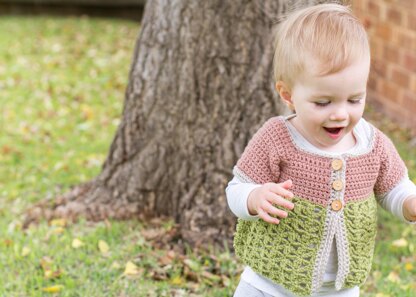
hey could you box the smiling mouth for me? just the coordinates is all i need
[323,127,344,138]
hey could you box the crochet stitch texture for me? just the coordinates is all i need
[233,116,406,296]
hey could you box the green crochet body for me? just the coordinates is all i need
[234,198,327,296]
[343,196,378,287]
[233,196,378,296]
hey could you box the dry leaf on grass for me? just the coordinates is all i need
[72,238,84,249]
[123,261,141,276]
[98,240,109,254]
[21,246,30,257]
[387,271,401,283]
[41,285,63,293]
[392,238,408,248]
[49,218,67,227]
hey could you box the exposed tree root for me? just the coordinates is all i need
[22,180,143,228]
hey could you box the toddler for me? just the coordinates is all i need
[226,3,416,297]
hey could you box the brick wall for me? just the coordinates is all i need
[352,0,416,132]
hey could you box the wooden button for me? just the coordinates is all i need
[331,200,343,211]
[332,180,343,191]
[331,159,343,171]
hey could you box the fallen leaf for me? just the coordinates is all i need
[375,294,390,297]
[40,257,53,271]
[72,238,84,249]
[141,228,165,240]
[81,104,94,120]
[48,270,63,279]
[183,259,201,272]
[98,240,109,254]
[41,285,63,293]
[183,265,199,282]
[222,275,231,286]
[44,270,53,278]
[201,271,221,283]
[372,270,382,281]
[159,254,174,266]
[150,268,168,281]
[392,238,408,248]
[111,261,121,270]
[22,246,31,257]
[123,261,140,276]
[50,219,67,227]
[1,145,13,155]
[51,227,65,235]
[170,275,185,286]
[387,271,401,283]
[3,239,13,247]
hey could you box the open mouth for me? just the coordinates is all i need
[323,127,344,138]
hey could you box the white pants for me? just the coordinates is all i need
[234,280,275,297]
[233,280,360,297]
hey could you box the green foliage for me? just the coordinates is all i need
[0,16,415,297]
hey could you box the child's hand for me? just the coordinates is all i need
[403,196,416,222]
[247,180,294,224]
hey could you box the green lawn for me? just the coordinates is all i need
[0,16,415,296]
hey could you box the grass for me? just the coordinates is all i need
[0,15,415,297]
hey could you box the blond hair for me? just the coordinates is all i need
[273,3,370,87]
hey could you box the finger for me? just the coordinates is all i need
[262,202,288,219]
[268,183,294,199]
[258,209,280,225]
[266,192,295,210]
[278,179,292,189]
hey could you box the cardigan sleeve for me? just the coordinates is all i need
[233,118,280,184]
[377,178,416,223]
[374,131,407,197]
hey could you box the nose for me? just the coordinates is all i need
[329,105,348,122]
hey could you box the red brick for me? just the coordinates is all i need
[370,93,403,118]
[371,59,388,77]
[370,39,384,59]
[384,45,400,63]
[397,32,415,50]
[387,8,403,25]
[381,81,401,102]
[368,75,378,90]
[410,76,416,93]
[367,1,381,18]
[402,91,416,113]
[352,0,367,12]
[375,24,392,41]
[402,53,416,72]
[397,0,415,10]
[390,66,410,88]
[407,13,416,31]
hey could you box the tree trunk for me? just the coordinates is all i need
[25,0,328,247]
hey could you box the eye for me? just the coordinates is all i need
[348,98,363,104]
[314,101,330,107]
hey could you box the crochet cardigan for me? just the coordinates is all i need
[233,116,406,296]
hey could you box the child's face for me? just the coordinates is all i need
[278,56,370,150]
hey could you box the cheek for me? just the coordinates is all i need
[301,111,324,126]
[352,105,365,118]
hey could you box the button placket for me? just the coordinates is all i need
[329,158,345,213]
[331,200,343,211]
[331,159,343,171]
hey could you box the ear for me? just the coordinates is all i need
[275,81,295,111]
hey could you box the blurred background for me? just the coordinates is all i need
[0,1,415,296]
[0,0,146,21]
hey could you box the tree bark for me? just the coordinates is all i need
[25,0,329,247]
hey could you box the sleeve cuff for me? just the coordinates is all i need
[377,177,416,224]
[226,176,261,220]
